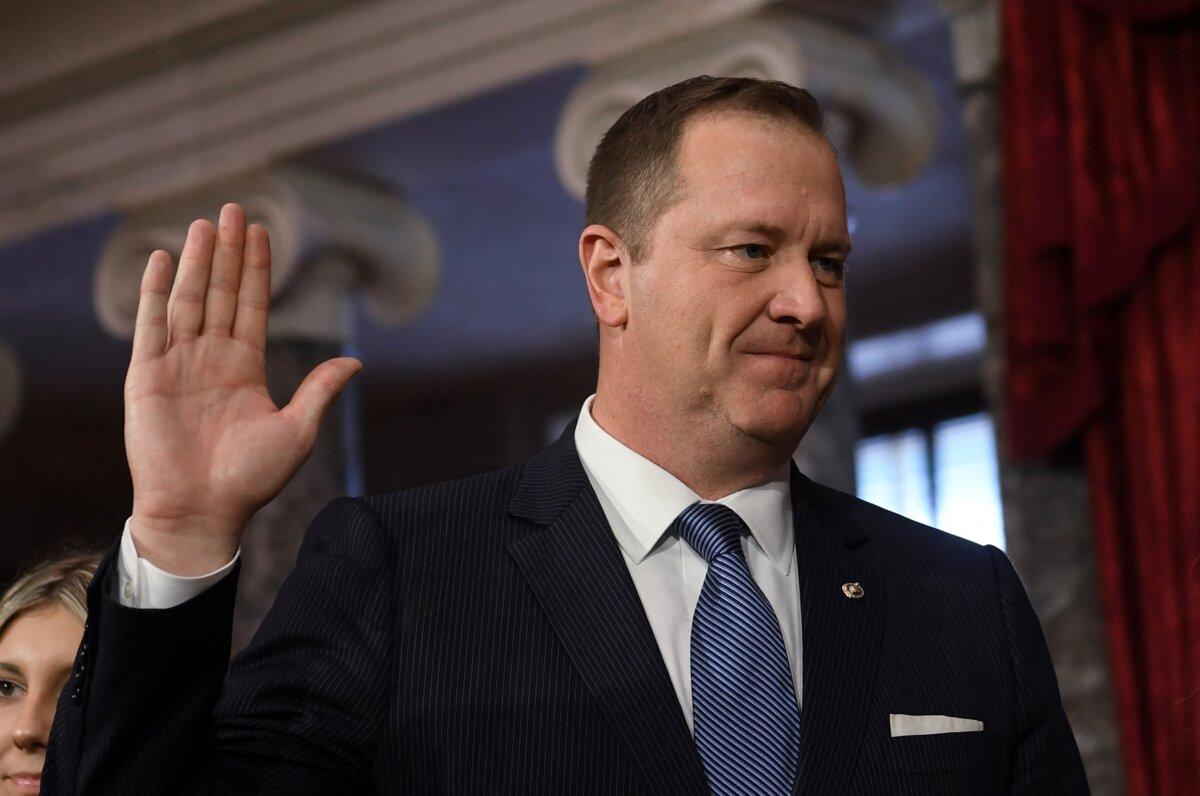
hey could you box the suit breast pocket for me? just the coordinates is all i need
[885,728,999,775]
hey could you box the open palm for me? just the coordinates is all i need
[125,204,361,575]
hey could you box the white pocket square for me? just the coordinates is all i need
[889,714,984,737]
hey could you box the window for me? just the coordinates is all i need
[855,412,1005,549]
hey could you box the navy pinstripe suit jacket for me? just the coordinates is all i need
[45,424,1089,794]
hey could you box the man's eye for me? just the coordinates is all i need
[731,244,771,260]
[812,257,846,280]
[0,680,19,698]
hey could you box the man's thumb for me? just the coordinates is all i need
[284,357,363,431]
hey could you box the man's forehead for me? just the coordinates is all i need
[672,156,846,212]
[675,116,838,188]
[683,106,813,134]
[678,109,830,155]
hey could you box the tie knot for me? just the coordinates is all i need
[673,503,748,563]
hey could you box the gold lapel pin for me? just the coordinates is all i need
[842,582,864,600]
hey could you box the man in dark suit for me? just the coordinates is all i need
[45,76,1089,793]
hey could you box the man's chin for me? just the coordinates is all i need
[726,392,817,447]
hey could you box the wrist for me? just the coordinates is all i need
[129,511,244,576]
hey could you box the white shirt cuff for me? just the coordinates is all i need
[117,518,240,609]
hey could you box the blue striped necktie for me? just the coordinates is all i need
[674,502,801,796]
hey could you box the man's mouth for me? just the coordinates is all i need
[746,350,816,361]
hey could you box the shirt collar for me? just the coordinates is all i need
[573,395,793,574]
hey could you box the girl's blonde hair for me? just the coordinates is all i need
[0,553,101,636]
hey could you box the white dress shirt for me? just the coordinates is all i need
[117,395,804,730]
[574,395,802,730]
[117,519,238,609]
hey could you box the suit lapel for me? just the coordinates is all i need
[791,469,887,794]
[507,424,708,796]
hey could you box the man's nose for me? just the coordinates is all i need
[11,693,52,752]
[766,257,828,330]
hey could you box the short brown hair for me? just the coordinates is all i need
[585,75,827,260]
[0,553,100,636]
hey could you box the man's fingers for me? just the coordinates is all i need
[167,219,216,344]
[202,203,246,336]
[130,250,174,364]
[282,357,363,433]
[232,223,271,351]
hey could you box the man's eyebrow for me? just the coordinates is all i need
[718,222,788,239]
[0,662,22,677]
[717,221,854,255]
[813,237,853,256]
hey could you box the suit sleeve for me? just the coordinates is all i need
[987,545,1090,794]
[44,496,396,795]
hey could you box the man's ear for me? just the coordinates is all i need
[579,224,630,328]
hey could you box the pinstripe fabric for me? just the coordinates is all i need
[504,452,708,793]
[43,422,1088,794]
[676,503,801,796]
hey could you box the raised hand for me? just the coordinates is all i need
[125,203,362,575]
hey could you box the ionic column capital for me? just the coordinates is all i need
[95,165,440,343]
[554,9,937,197]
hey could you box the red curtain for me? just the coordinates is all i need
[1003,1,1200,791]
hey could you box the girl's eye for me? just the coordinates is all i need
[0,680,18,698]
